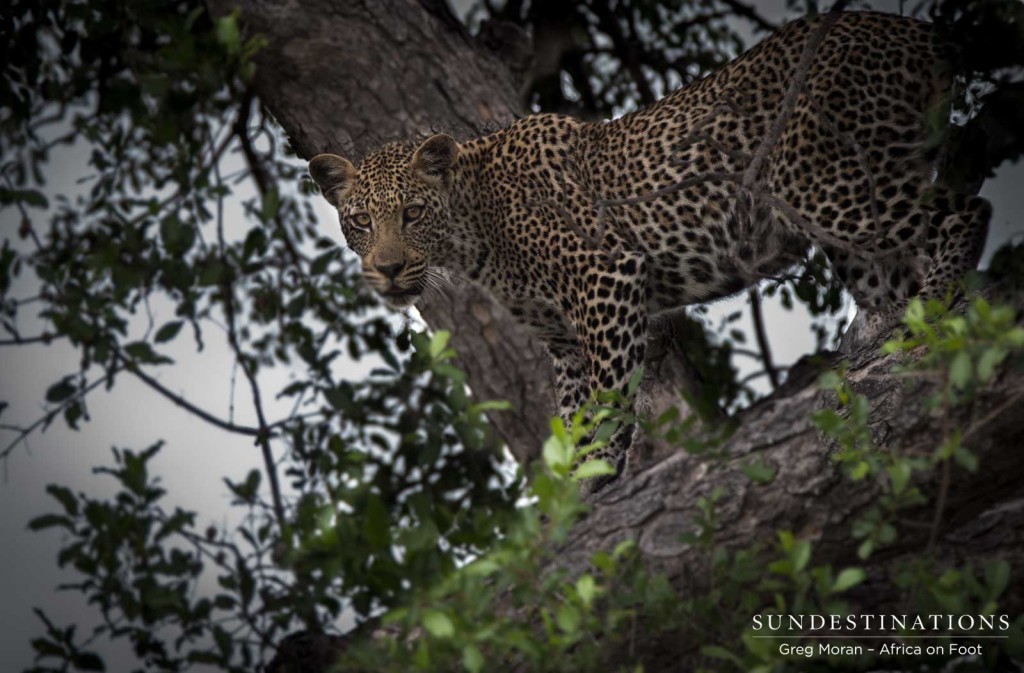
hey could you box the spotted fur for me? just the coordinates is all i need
[310,12,990,491]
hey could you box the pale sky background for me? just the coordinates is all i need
[1,0,1022,669]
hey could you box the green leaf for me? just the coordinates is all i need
[612,539,635,558]
[949,350,972,390]
[154,320,184,344]
[464,559,500,577]
[434,363,465,382]
[576,574,597,609]
[215,13,241,54]
[310,250,334,275]
[46,485,78,516]
[542,435,570,473]
[159,214,195,255]
[742,458,776,484]
[468,399,512,413]
[124,341,172,365]
[260,188,280,221]
[72,652,105,671]
[792,539,811,573]
[571,459,614,481]
[702,644,743,667]
[811,409,842,435]
[887,461,912,495]
[849,460,870,480]
[362,493,391,550]
[626,365,644,397]
[45,378,76,403]
[954,446,978,472]
[64,400,83,429]
[903,299,925,327]
[462,644,484,673]
[985,561,1010,598]
[832,567,866,593]
[429,331,451,359]
[555,604,580,634]
[225,469,261,504]
[817,371,842,390]
[27,514,73,531]
[0,188,48,208]
[977,346,1007,383]
[422,609,455,638]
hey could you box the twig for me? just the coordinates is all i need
[740,3,848,192]
[1,375,110,462]
[233,92,307,268]
[748,288,780,389]
[674,132,752,162]
[119,354,263,437]
[219,105,288,530]
[0,333,61,346]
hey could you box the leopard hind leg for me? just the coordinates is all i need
[828,187,990,341]
[917,189,990,299]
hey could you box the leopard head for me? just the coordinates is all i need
[309,134,459,309]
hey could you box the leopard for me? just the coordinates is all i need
[308,11,990,493]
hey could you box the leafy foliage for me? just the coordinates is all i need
[468,0,771,117]
[25,340,523,672]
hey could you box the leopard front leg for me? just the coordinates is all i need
[511,251,648,493]
[565,251,649,494]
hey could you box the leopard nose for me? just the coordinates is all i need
[375,260,406,280]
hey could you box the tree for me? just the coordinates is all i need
[3,0,1024,671]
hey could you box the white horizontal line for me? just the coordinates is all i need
[751,635,1008,639]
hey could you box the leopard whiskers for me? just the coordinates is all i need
[418,268,451,300]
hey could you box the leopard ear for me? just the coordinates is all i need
[309,154,356,206]
[411,134,459,186]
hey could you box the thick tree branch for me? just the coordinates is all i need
[569,310,1024,669]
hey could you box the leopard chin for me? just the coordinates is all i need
[379,287,422,309]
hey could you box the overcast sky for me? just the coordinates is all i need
[2,1,1022,669]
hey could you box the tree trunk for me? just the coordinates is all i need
[206,2,1024,670]
[208,0,553,463]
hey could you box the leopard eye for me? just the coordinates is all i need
[351,212,372,231]
[403,204,424,223]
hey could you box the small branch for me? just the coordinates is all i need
[222,102,288,530]
[233,93,307,269]
[740,3,847,192]
[1,375,109,463]
[119,354,263,437]
[748,288,780,389]
[0,333,62,346]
